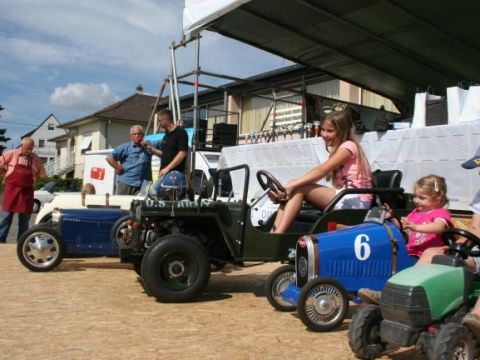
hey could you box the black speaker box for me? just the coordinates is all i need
[213,123,237,146]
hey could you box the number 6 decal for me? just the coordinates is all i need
[354,234,371,261]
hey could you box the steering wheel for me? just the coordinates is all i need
[441,228,480,259]
[256,170,286,203]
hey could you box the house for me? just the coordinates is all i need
[21,114,66,163]
[49,87,156,178]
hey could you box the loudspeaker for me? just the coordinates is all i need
[213,123,237,146]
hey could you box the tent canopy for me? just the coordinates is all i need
[183,0,480,109]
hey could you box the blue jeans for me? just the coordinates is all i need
[149,171,187,199]
[0,211,31,243]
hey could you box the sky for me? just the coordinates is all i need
[0,0,289,147]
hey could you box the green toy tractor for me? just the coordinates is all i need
[348,228,480,359]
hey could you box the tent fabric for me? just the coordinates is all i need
[219,121,480,211]
[183,0,480,108]
[183,0,251,35]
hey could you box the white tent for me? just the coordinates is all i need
[183,0,250,35]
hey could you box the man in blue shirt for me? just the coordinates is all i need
[106,125,161,195]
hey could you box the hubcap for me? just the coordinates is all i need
[159,251,198,291]
[304,283,344,325]
[168,260,185,278]
[272,270,295,306]
[22,232,59,268]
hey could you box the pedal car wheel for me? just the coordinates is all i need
[17,225,64,272]
[348,305,386,359]
[265,264,296,312]
[434,323,478,360]
[297,277,349,332]
[110,215,133,249]
[141,234,210,302]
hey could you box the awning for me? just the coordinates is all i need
[79,135,92,150]
[183,0,480,109]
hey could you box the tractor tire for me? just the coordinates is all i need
[348,304,386,359]
[141,234,210,302]
[17,225,64,272]
[265,264,296,312]
[434,322,478,360]
[297,277,349,332]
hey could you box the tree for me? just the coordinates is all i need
[0,105,10,155]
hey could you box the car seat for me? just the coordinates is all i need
[371,169,406,209]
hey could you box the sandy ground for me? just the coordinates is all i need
[0,244,423,360]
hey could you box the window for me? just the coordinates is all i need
[39,139,45,148]
[80,135,92,154]
[48,123,55,130]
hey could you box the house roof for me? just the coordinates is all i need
[21,113,59,138]
[187,0,480,111]
[59,93,157,128]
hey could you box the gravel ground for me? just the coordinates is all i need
[0,244,421,360]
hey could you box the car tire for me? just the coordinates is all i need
[434,323,478,360]
[17,225,64,272]
[141,234,210,302]
[297,277,349,332]
[348,304,386,359]
[110,215,133,249]
[32,199,41,213]
[265,264,297,312]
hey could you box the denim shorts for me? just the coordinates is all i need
[333,189,371,210]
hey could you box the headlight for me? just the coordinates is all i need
[51,209,62,225]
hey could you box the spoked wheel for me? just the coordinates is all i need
[141,234,210,302]
[297,277,349,332]
[434,323,478,360]
[348,305,386,359]
[17,225,64,272]
[265,264,297,312]
[110,215,133,249]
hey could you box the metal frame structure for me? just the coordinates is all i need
[168,33,310,170]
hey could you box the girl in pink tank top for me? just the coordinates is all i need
[271,110,372,233]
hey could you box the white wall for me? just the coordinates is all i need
[29,114,66,163]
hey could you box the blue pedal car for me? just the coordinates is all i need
[17,208,129,272]
[265,207,416,332]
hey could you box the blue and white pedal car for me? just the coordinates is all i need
[17,208,129,272]
[265,207,416,331]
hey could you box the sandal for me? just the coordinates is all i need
[358,288,382,305]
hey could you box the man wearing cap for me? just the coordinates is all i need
[106,125,162,195]
[0,137,45,243]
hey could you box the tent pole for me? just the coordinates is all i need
[191,34,201,174]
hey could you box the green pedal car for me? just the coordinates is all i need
[348,228,480,360]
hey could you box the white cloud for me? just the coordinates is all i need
[50,83,117,112]
[0,36,86,65]
[0,0,181,72]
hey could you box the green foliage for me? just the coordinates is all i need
[34,176,83,191]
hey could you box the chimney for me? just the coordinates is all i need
[135,84,144,94]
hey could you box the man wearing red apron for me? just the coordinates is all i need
[0,137,45,243]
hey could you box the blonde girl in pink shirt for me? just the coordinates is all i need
[272,110,372,233]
